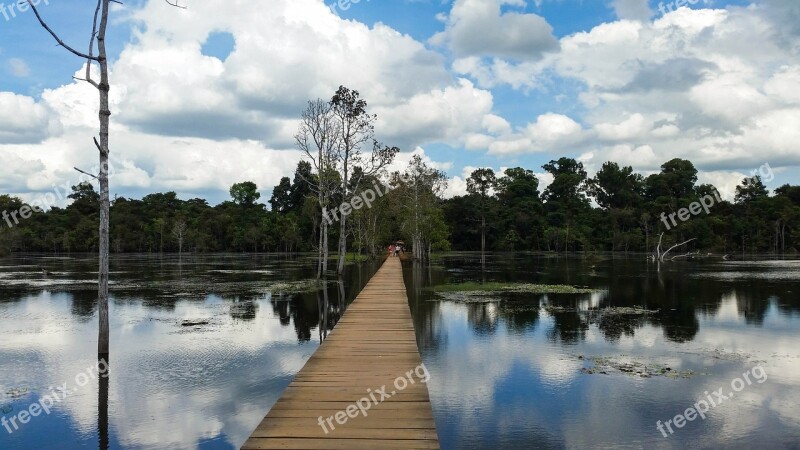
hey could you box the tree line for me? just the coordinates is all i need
[2,87,799,261]
[4,156,798,259]
[0,155,448,261]
[446,158,800,255]
[0,86,452,273]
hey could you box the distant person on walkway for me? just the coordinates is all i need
[389,244,395,257]
[394,245,400,258]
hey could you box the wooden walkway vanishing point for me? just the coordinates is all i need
[242,257,440,449]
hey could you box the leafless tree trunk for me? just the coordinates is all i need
[26,0,180,358]
[317,218,326,278]
[651,232,697,262]
[396,155,446,262]
[172,219,187,255]
[26,0,111,357]
[330,87,396,274]
[780,224,785,254]
[295,100,339,279]
[662,238,696,261]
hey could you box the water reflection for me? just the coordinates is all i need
[406,253,800,449]
[0,254,380,449]
[98,358,109,450]
[230,301,258,321]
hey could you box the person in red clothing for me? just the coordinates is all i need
[388,244,395,257]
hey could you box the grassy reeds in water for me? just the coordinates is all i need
[432,282,601,295]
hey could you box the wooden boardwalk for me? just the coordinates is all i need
[242,257,439,449]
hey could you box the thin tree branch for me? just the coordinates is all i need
[25,1,101,61]
[93,137,105,154]
[164,0,187,8]
[74,167,99,180]
[74,76,100,88]
[83,0,103,87]
[661,238,696,262]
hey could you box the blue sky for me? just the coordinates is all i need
[0,0,797,206]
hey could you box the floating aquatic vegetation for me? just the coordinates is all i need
[266,279,327,294]
[542,305,575,313]
[5,387,29,399]
[430,282,603,303]
[678,348,766,364]
[579,356,701,379]
[498,303,540,313]
[542,305,659,316]
[209,269,274,275]
[432,291,503,303]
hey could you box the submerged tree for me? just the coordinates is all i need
[25,0,112,358]
[296,99,340,278]
[172,219,187,255]
[25,0,184,357]
[392,155,449,261]
[331,87,373,274]
[330,86,397,274]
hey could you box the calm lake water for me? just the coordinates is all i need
[1,253,799,449]
[406,253,800,449]
[0,254,380,450]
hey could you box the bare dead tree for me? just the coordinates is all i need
[650,232,697,262]
[25,0,182,358]
[172,219,187,255]
[296,99,340,279]
[330,86,397,274]
[661,238,696,261]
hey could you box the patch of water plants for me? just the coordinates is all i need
[430,282,603,303]
[267,279,329,294]
[578,355,703,378]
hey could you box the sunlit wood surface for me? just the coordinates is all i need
[242,257,439,449]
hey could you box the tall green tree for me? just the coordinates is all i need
[497,168,543,250]
[542,158,590,251]
[230,182,261,208]
[588,162,644,251]
[467,168,497,260]
[270,178,293,213]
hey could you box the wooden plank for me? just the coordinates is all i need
[241,257,439,449]
[243,438,440,449]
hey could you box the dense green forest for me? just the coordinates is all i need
[2,156,799,257]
